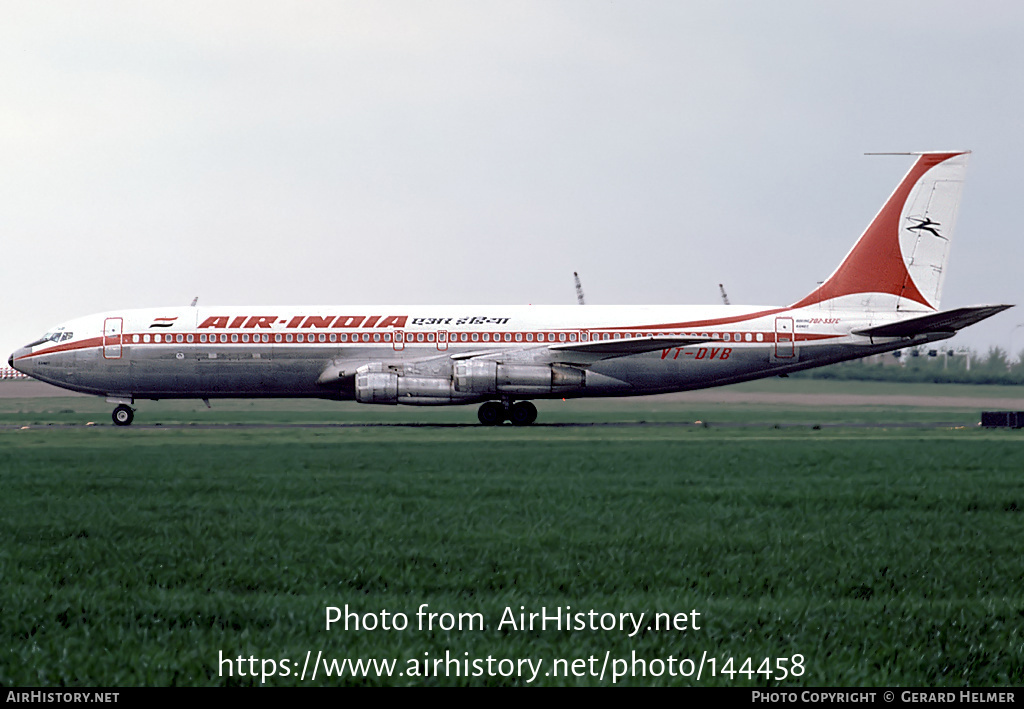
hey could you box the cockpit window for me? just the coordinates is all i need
[25,331,73,348]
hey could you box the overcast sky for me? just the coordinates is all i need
[3,1,1023,359]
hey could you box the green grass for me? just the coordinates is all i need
[2,420,1023,686]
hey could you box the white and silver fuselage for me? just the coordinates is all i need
[9,302,951,405]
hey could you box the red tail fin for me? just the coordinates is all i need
[793,151,969,312]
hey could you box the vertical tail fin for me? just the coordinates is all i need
[793,151,969,312]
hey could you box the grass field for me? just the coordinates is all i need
[1,382,1023,686]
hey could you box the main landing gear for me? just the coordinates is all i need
[112,404,135,426]
[477,399,538,426]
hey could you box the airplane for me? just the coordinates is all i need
[9,151,1012,426]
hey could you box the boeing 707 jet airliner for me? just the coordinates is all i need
[10,151,1011,425]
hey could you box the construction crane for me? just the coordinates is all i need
[718,284,730,306]
[573,272,586,305]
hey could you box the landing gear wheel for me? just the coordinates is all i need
[509,401,538,426]
[477,401,505,426]
[112,404,134,426]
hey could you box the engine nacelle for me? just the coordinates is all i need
[355,364,477,405]
[356,361,586,405]
[454,361,584,396]
[355,369,398,404]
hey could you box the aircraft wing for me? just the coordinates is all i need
[449,334,722,368]
[451,335,719,359]
[318,353,458,385]
[318,335,722,385]
[548,334,721,357]
[852,304,1013,338]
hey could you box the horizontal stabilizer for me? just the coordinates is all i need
[550,334,721,357]
[852,305,1013,338]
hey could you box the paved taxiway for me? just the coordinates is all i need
[3,379,1023,410]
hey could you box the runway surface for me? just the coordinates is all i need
[2,379,1023,409]
[0,421,980,431]
[2,378,1021,430]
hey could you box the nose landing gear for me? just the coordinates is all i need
[477,399,538,426]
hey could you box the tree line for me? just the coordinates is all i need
[791,347,1024,385]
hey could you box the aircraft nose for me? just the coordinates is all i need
[9,347,28,371]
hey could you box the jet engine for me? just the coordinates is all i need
[353,360,586,405]
[354,363,476,405]
[454,361,584,396]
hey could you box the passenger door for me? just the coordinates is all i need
[103,317,123,359]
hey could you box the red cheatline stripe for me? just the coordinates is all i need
[16,329,845,361]
[15,337,106,360]
[603,307,790,331]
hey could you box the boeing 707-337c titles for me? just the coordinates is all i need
[9,151,1012,426]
